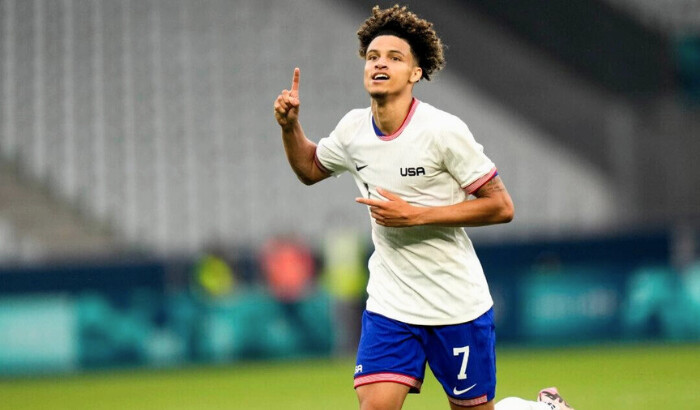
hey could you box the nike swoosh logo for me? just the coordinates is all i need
[355,164,368,171]
[452,383,477,395]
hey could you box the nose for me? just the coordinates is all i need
[374,58,387,69]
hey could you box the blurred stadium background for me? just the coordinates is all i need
[1,0,699,408]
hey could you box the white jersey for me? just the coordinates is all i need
[315,99,497,325]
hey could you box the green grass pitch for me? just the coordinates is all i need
[2,343,698,409]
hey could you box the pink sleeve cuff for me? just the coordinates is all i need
[313,149,332,174]
[463,167,498,195]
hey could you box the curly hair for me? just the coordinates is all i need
[357,5,445,81]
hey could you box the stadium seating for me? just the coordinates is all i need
[0,0,632,257]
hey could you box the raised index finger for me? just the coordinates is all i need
[291,67,300,96]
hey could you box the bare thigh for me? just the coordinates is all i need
[356,382,411,410]
[449,399,495,410]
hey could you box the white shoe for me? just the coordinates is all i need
[537,387,575,410]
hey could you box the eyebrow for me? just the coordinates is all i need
[366,49,406,56]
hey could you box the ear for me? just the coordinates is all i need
[410,66,423,84]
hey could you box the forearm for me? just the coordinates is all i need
[281,122,327,185]
[358,180,514,228]
[416,196,514,227]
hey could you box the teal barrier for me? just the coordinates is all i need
[0,296,78,374]
[0,286,333,376]
[1,237,699,375]
[487,264,700,344]
[519,269,623,342]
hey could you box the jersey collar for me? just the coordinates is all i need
[372,98,420,141]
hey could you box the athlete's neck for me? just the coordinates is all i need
[371,93,414,136]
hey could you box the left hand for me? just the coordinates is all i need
[355,188,424,227]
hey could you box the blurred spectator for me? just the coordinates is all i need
[260,236,315,302]
[192,247,236,299]
[321,229,368,355]
[259,236,331,355]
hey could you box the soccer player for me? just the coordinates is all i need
[273,5,575,410]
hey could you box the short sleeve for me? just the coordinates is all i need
[316,130,348,176]
[316,110,364,176]
[440,122,497,195]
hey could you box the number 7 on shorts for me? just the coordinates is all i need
[453,345,470,380]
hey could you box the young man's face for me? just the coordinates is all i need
[364,35,422,100]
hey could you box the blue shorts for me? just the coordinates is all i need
[354,308,496,407]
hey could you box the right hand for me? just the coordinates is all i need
[274,67,301,130]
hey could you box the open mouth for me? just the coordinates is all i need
[372,73,390,81]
